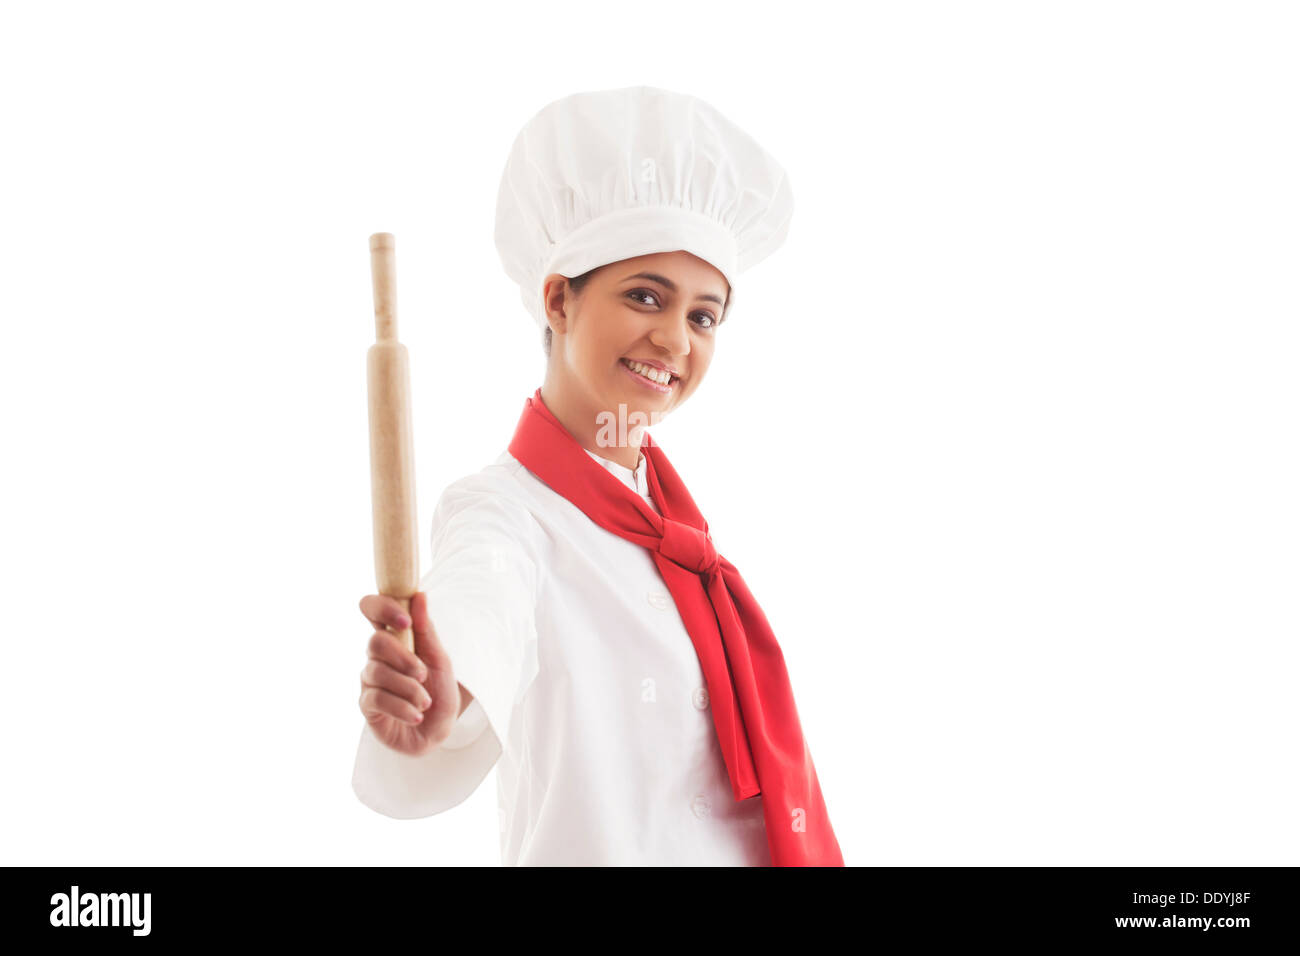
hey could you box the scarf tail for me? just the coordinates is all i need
[711,562,845,866]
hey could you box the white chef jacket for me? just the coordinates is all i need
[352,446,771,866]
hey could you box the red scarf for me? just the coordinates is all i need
[508,388,844,867]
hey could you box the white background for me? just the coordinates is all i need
[1,1,1296,866]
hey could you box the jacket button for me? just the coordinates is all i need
[690,794,712,819]
[692,687,710,710]
[647,590,671,610]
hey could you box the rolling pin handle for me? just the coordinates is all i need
[370,232,397,342]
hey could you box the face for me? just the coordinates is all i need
[541,250,728,438]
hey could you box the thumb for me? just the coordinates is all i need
[409,591,448,664]
[409,590,433,639]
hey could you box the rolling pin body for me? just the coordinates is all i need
[367,233,418,652]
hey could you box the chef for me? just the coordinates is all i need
[352,85,844,867]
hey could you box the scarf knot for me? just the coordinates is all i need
[658,516,721,579]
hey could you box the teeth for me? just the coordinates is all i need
[625,359,673,386]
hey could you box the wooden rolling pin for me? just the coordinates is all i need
[366,232,418,653]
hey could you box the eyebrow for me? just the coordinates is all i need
[620,272,727,308]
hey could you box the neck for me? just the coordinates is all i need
[539,380,643,472]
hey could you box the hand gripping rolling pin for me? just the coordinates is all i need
[366,233,418,653]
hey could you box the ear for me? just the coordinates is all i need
[542,274,570,335]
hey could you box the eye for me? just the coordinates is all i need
[625,289,719,330]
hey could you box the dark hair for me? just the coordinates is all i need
[542,265,731,357]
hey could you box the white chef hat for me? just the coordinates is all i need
[493,85,794,346]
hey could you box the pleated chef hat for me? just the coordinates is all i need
[493,85,794,345]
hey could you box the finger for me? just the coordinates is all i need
[366,628,428,682]
[359,593,413,633]
[359,686,425,726]
[359,593,413,632]
[360,660,433,711]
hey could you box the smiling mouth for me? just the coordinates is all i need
[620,357,679,392]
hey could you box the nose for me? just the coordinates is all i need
[647,307,692,359]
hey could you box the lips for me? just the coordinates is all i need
[621,357,680,382]
[620,358,676,393]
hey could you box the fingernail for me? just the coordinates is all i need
[421,695,432,710]
[396,615,411,628]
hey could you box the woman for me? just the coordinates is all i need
[352,86,844,866]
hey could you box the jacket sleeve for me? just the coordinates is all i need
[351,481,543,819]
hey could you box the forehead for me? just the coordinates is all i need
[606,251,728,295]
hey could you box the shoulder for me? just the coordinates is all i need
[431,451,548,554]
